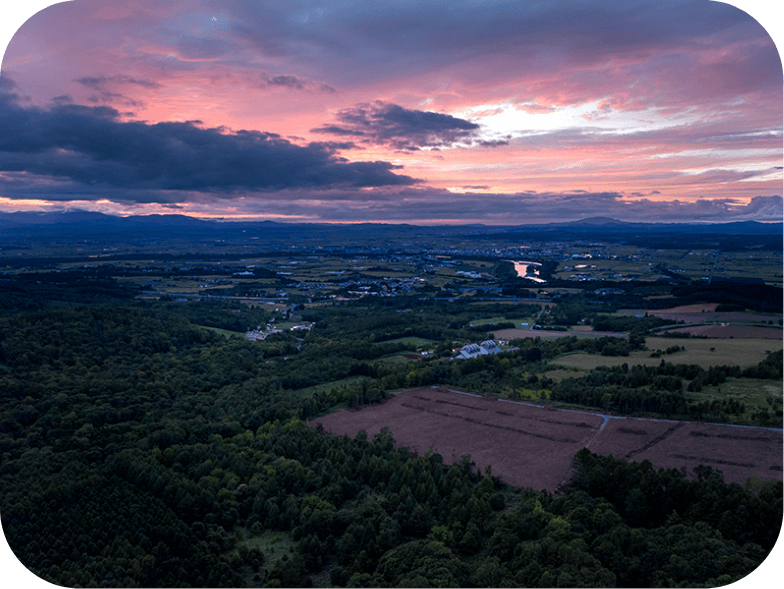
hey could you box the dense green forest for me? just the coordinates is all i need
[1,290,782,587]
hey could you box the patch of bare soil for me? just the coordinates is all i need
[311,387,783,491]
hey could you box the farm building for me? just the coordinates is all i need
[455,340,503,359]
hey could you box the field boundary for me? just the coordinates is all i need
[625,422,684,460]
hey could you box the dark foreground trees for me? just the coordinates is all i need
[1,298,781,587]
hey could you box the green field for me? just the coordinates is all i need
[198,325,245,339]
[469,313,539,327]
[378,336,434,348]
[550,337,782,372]
[288,376,368,398]
[378,353,420,364]
[541,368,583,382]
[685,378,782,421]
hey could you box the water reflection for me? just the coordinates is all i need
[512,260,546,283]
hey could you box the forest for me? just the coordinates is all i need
[0,283,781,587]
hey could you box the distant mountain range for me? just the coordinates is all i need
[517,217,783,235]
[1,210,780,234]
[0,210,209,228]
[1,210,781,259]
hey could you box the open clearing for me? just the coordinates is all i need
[289,375,367,399]
[311,387,782,492]
[377,336,434,347]
[685,378,782,418]
[197,325,245,339]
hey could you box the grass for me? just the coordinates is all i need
[551,337,782,372]
[378,336,434,347]
[542,368,583,382]
[685,378,783,421]
[238,528,296,573]
[511,387,545,401]
[468,315,536,326]
[198,325,245,339]
[289,375,367,398]
[378,352,422,364]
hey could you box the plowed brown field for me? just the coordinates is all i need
[311,387,783,491]
[668,325,782,339]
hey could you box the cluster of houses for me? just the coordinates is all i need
[245,322,314,341]
[245,325,282,341]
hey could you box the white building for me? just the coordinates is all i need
[455,340,503,359]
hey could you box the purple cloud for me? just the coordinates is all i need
[312,101,483,151]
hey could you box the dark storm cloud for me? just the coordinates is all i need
[312,101,483,151]
[0,85,419,197]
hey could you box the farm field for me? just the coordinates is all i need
[648,307,782,324]
[588,419,782,485]
[311,387,782,492]
[551,336,782,372]
[666,324,782,339]
[494,327,628,340]
[468,315,537,327]
[312,386,603,491]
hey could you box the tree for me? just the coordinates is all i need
[375,539,469,587]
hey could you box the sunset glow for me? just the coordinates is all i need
[1,0,781,223]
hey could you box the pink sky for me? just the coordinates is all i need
[0,0,781,224]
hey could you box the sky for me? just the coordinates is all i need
[0,0,781,224]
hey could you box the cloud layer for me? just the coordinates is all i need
[312,101,489,151]
[0,81,418,195]
[0,0,780,224]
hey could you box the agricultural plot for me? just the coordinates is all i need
[667,325,781,339]
[311,387,782,492]
[312,387,603,491]
[466,311,542,328]
[494,327,628,340]
[648,307,781,325]
[551,337,782,372]
[588,419,782,485]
